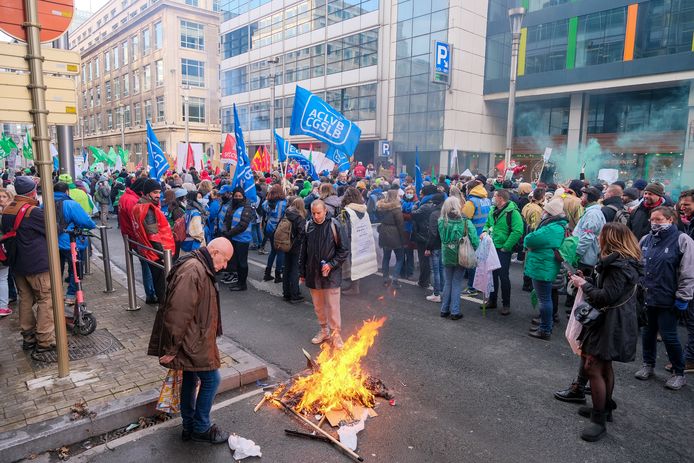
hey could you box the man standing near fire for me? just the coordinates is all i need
[300,200,350,349]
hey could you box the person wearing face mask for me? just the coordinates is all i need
[400,185,417,280]
[223,187,254,291]
[634,206,694,390]
[628,182,670,240]
[132,179,175,305]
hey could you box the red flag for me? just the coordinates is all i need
[185,143,194,170]
[220,134,237,163]
[262,145,271,172]
[251,147,264,172]
[214,165,220,176]
[496,160,506,173]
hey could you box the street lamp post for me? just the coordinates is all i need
[120,105,125,153]
[268,57,279,168]
[504,7,525,176]
[184,85,190,163]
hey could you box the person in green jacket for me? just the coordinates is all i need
[481,189,523,315]
[58,173,94,216]
[438,196,479,320]
[524,199,568,340]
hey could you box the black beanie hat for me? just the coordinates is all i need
[143,179,161,195]
[131,177,146,195]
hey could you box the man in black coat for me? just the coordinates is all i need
[300,200,349,348]
[601,184,626,223]
[628,182,669,240]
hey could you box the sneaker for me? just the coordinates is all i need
[191,424,229,444]
[461,288,479,296]
[289,297,305,304]
[500,306,511,316]
[228,285,247,292]
[145,296,158,305]
[311,329,330,345]
[331,332,344,349]
[528,330,550,341]
[449,313,463,320]
[262,274,274,282]
[0,307,12,317]
[34,344,56,354]
[258,248,268,255]
[634,364,655,380]
[665,374,686,390]
[426,294,441,303]
[22,339,37,351]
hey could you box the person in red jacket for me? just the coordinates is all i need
[132,179,175,304]
[354,162,366,179]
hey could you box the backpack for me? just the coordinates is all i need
[606,204,629,225]
[273,217,293,253]
[0,203,33,266]
[172,214,186,243]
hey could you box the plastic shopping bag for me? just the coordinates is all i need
[565,288,584,356]
[156,369,182,413]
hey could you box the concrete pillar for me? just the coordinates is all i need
[566,92,584,154]
[682,81,694,189]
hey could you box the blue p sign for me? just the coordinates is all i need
[435,41,450,74]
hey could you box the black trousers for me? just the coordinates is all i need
[416,242,430,287]
[230,241,249,287]
[148,261,167,305]
[282,251,301,300]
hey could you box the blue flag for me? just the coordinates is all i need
[231,104,258,203]
[274,131,303,163]
[146,121,168,180]
[289,86,361,156]
[415,147,423,195]
[288,153,318,180]
[326,146,350,172]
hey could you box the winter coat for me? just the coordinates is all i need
[426,208,442,251]
[401,197,416,234]
[438,214,479,266]
[572,203,606,267]
[224,200,254,241]
[523,215,567,282]
[376,201,407,249]
[263,198,287,234]
[629,198,667,240]
[68,186,94,216]
[299,217,349,289]
[54,191,97,251]
[521,202,543,232]
[579,253,642,362]
[0,195,49,276]
[600,196,625,223]
[147,249,222,371]
[462,185,491,236]
[411,196,439,244]
[323,195,342,217]
[639,225,694,308]
[285,206,306,254]
[132,196,175,262]
[483,201,523,251]
[118,188,140,237]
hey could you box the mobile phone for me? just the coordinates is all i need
[561,261,576,275]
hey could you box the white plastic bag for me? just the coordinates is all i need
[565,288,584,355]
[228,435,262,460]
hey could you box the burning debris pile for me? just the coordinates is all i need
[257,317,392,461]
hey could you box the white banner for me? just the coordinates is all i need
[176,143,204,172]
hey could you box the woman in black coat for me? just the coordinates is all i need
[569,223,642,443]
[282,198,306,303]
[376,189,407,288]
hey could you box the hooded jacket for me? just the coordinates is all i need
[0,195,48,276]
[483,200,523,251]
[147,249,222,371]
[523,215,567,282]
[377,200,407,249]
[299,217,349,289]
[411,195,441,244]
[54,191,97,251]
[572,203,606,267]
[462,185,491,236]
[284,205,307,254]
[323,194,342,217]
[521,202,543,232]
[118,187,140,237]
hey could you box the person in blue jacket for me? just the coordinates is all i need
[54,182,96,306]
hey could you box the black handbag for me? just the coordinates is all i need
[574,286,637,328]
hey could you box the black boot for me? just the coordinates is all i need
[263,270,273,282]
[554,380,586,403]
[578,399,616,422]
[580,409,607,442]
[274,271,283,283]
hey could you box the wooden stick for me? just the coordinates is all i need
[271,398,364,462]
[317,415,327,429]
[254,393,270,413]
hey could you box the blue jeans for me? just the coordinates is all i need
[139,257,156,299]
[465,267,476,289]
[642,306,685,375]
[60,249,78,297]
[430,250,444,295]
[0,265,9,308]
[382,248,404,282]
[533,279,554,333]
[266,233,284,276]
[251,223,262,247]
[181,369,221,433]
[441,265,465,316]
[402,247,414,277]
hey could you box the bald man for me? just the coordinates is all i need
[148,237,234,444]
[601,184,626,223]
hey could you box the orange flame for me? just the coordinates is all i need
[284,317,386,414]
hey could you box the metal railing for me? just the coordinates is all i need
[123,236,172,311]
[96,226,115,293]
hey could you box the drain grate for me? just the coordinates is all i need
[30,329,124,368]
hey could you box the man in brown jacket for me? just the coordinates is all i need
[148,237,234,444]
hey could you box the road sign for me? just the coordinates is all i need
[379,140,391,157]
[0,73,77,125]
[0,0,74,43]
[432,41,452,86]
[0,42,79,75]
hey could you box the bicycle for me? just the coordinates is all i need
[65,228,97,336]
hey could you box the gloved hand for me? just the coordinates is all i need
[675,299,690,311]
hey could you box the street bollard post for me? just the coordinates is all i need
[163,249,173,276]
[123,236,141,311]
[99,226,115,293]
[83,237,92,275]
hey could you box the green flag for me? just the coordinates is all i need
[22,130,33,160]
[0,135,17,159]
[88,146,108,163]
[106,146,117,166]
[117,146,129,164]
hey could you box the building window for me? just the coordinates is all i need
[104,50,111,72]
[96,112,102,132]
[576,7,627,67]
[114,78,120,100]
[81,64,86,83]
[134,102,141,125]
[221,25,249,58]
[133,70,140,94]
[143,64,151,91]
[132,34,139,60]
[222,66,247,96]
[183,97,205,123]
[156,95,165,122]
[142,27,151,54]
[96,85,101,106]
[124,105,131,128]
[181,58,204,87]
[180,20,205,50]
[94,57,100,78]
[154,21,163,50]
[122,40,129,64]
[107,110,113,130]
[122,74,129,96]
[135,143,142,160]
[514,99,570,137]
[185,0,199,5]
[113,45,119,68]
[635,0,694,58]
[524,19,569,74]
[145,99,152,122]
[105,81,111,101]
[155,60,164,86]
[89,88,94,108]
[82,91,87,110]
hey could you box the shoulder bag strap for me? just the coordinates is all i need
[12,203,33,232]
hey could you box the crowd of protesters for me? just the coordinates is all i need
[1,158,694,443]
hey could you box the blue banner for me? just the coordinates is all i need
[326,146,350,172]
[289,86,361,156]
[147,121,168,180]
[288,153,318,180]
[274,131,303,163]
[231,104,258,203]
[415,146,423,195]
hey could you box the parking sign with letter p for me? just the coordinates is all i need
[432,41,452,86]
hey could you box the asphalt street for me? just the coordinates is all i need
[86,222,694,463]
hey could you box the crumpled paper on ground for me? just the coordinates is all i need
[228,434,262,459]
[337,409,369,451]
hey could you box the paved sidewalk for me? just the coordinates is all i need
[0,263,237,433]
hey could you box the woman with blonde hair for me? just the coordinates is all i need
[0,187,16,317]
[569,222,642,442]
[377,189,407,288]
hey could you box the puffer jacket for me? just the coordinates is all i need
[411,195,439,244]
[579,253,642,362]
[285,206,306,254]
[118,188,140,237]
[483,200,523,251]
[147,249,222,371]
[299,217,349,289]
[640,225,694,308]
[572,203,606,267]
[377,200,407,249]
[438,213,480,266]
[0,195,48,276]
[523,215,567,282]
[54,191,96,251]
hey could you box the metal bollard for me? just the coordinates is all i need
[123,236,141,311]
[163,249,173,276]
[83,237,92,275]
[99,226,114,293]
